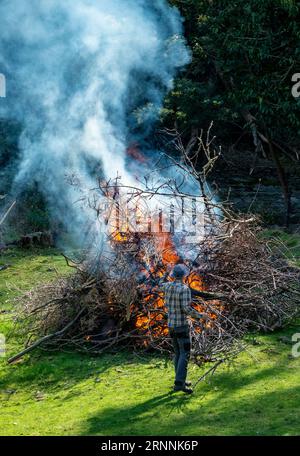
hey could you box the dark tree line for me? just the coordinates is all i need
[165,0,300,225]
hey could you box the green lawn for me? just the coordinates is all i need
[0,245,300,436]
[262,228,300,267]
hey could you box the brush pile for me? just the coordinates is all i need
[9,216,300,364]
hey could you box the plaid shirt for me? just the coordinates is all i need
[163,280,201,328]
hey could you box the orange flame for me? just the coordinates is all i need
[110,209,219,343]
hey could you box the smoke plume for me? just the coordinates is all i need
[0,0,190,249]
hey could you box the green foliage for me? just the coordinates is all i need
[0,121,50,236]
[262,229,300,267]
[0,121,21,193]
[18,184,50,232]
[166,0,300,147]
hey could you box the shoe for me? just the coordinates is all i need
[173,385,194,394]
[185,381,192,387]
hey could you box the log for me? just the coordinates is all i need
[18,231,54,248]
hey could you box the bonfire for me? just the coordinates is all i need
[8,129,300,383]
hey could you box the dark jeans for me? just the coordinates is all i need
[169,325,191,387]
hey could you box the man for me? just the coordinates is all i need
[163,264,209,394]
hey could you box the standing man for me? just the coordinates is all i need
[163,264,209,394]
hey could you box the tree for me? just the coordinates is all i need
[165,0,300,224]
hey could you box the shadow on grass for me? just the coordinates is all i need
[82,391,193,436]
[80,371,300,436]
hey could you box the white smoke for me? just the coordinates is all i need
[0,0,190,249]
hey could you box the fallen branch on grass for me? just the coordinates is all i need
[8,307,85,364]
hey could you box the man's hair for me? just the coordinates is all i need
[171,264,189,279]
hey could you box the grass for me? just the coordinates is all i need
[262,228,300,267]
[0,243,300,436]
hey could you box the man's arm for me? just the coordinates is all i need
[181,287,210,320]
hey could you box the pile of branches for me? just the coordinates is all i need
[8,127,300,378]
[8,217,300,366]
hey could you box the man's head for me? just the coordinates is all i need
[171,264,189,281]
